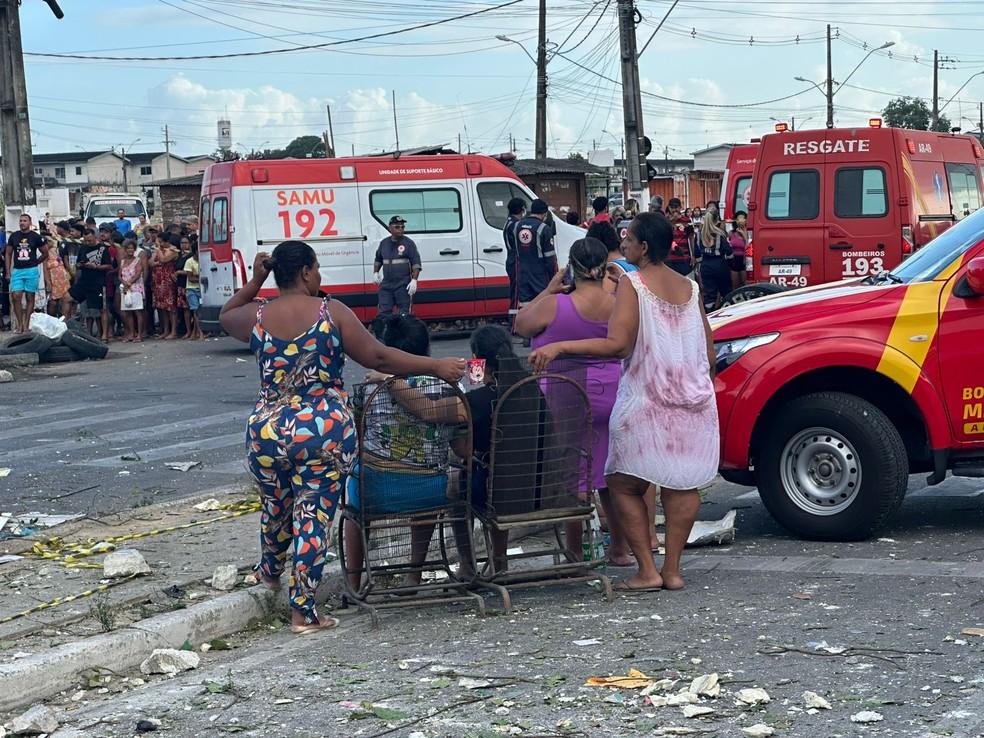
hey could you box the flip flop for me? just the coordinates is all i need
[614,581,663,593]
[290,616,340,635]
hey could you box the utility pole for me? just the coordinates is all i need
[163,124,172,177]
[534,0,548,159]
[618,0,648,205]
[0,0,37,208]
[326,104,335,158]
[391,90,400,151]
[979,101,983,135]
[791,116,796,132]
[825,24,834,129]
[931,50,939,130]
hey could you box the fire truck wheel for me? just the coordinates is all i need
[757,392,908,541]
[720,283,784,307]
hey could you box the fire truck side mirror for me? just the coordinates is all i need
[966,256,984,297]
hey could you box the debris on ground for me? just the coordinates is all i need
[0,370,12,384]
[165,461,201,472]
[686,509,737,546]
[103,549,151,577]
[851,710,884,723]
[0,468,10,478]
[139,648,200,675]
[961,627,984,637]
[8,703,59,735]
[741,724,775,737]
[802,690,832,710]
[736,687,771,705]
[688,673,721,698]
[135,718,161,733]
[681,705,715,718]
[210,564,239,591]
[192,498,223,512]
[585,668,652,689]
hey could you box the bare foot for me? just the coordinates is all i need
[660,572,686,590]
[607,554,635,567]
[615,572,664,592]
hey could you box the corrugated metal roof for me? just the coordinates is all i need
[511,157,607,176]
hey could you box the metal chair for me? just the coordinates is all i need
[338,375,484,626]
[472,369,613,611]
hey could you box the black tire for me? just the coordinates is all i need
[0,332,54,355]
[720,282,785,307]
[756,392,908,541]
[61,329,109,360]
[39,344,83,363]
[64,318,85,334]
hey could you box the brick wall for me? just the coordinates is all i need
[158,185,200,223]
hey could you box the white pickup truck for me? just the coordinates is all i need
[83,193,148,227]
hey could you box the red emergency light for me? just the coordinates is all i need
[906,139,917,154]
[869,117,883,128]
[774,123,789,133]
[251,168,269,184]
[974,142,984,159]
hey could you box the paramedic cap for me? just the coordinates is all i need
[530,199,549,215]
[388,215,407,226]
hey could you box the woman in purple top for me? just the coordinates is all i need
[515,237,632,565]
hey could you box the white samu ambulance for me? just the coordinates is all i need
[195,154,584,331]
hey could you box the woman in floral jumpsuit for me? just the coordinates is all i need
[220,241,465,634]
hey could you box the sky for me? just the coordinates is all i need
[14,0,984,162]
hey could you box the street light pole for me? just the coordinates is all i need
[535,0,547,159]
[826,24,834,129]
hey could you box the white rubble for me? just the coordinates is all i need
[210,565,239,591]
[741,724,775,737]
[851,711,884,723]
[688,673,721,697]
[103,549,151,577]
[736,688,771,706]
[193,498,224,511]
[139,648,200,675]
[0,371,12,384]
[681,705,715,718]
[802,691,832,710]
[9,704,58,735]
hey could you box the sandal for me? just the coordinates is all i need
[614,580,663,593]
[290,616,339,635]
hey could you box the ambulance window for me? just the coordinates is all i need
[370,189,462,233]
[766,170,819,220]
[732,176,752,216]
[199,198,210,246]
[477,182,532,229]
[212,197,228,243]
[945,163,981,220]
[834,167,887,218]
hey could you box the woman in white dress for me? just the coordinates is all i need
[530,213,719,591]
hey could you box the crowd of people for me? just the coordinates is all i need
[0,210,204,341]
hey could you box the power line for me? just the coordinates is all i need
[24,0,522,61]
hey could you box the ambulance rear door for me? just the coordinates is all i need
[361,181,476,320]
[472,179,532,316]
[250,181,366,309]
[752,134,825,288]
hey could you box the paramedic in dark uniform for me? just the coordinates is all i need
[503,197,526,309]
[513,198,557,306]
[372,215,421,315]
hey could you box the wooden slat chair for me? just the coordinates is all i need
[472,371,613,611]
[338,376,483,626]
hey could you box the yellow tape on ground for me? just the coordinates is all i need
[0,573,141,625]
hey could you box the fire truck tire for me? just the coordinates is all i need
[0,332,54,355]
[61,329,109,360]
[757,391,908,541]
[720,283,784,307]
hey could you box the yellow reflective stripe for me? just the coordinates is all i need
[876,263,962,392]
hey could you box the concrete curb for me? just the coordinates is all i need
[0,352,38,368]
[0,583,278,713]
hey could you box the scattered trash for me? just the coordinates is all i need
[877,537,897,543]
[162,585,187,599]
[120,453,142,462]
[585,668,652,689]
[458,677,492,690]
[273,698,294,705]
[851,711,884,723]
[0,513,9,533]
[193,498,224,512]
[8,512,82,529]
[681,705,715,718]
[961,627,984,637]
[139,648,200,675]
[736,688,771,706]
[0,370,13,384]
[165,461,201,472]
[655,728,700,736]
[9,703,59,735]
[648,692,699,708]
[741,724,774,737]
[103,549,151,578]
[135,718,161,733]
[802,691,832,710]
[0,468,10,478]
[573,638,602,647]
[686,510,737,546]
[0,555,24,565]
[688,673,721,698]
[211,565,239,591]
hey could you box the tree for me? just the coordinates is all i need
[283,135,326,159]
[567,152,587,162]
[882,96,952,132]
